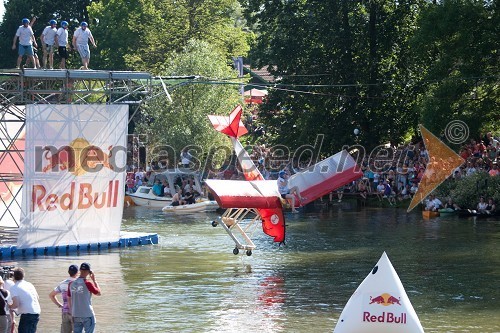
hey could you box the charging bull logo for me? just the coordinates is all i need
[364,293,407,324]
[39,138,115,176]
[369,293,402,306]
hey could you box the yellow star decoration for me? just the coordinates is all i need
[407,124,465,212]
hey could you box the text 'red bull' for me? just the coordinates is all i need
[31,181,120,212]
[363,312,407,324]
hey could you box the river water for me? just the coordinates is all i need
[4,204,499,333]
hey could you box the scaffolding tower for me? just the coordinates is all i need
[0,68,171,229]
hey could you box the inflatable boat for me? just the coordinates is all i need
[162,200,219,213]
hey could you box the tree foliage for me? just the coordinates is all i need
[241,0,425,153]
[242,0,498,152]
[135,39,242,169]
[411,0,499,140]
[88,0,252,73]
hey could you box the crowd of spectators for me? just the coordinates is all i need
[124,131,499,211]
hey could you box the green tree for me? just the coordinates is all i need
[242,0,425,154]
[135,39,242,171]
[88,0,252,73]
[411,0,499,141]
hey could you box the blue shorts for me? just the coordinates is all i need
[77,44,90,59]
[18,45,34,56]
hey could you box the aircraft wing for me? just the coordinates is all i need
[289,150,362,205]
[205,179,281,209]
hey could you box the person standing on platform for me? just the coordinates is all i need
[9,267,41,333]
[55,21,71,69]
[49,265,78,333]
[41,19,58,69]
[68,263,101,333]
[12,18,38,69]
[72,22,96,70]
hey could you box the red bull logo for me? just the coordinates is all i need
[364,293,406,324]
[37,138,124,176]
[369,293,402,306]
[31,180,120,212]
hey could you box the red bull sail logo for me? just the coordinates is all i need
[39,138,116,176]
[32,138,123,213]
[364,293,407,324]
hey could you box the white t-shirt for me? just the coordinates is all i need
[15,25,34,46]
[9,280,41,314]
[73,27,93,45]
[56,27,69,47]
[42,26,57,45]
[3,280,14,291]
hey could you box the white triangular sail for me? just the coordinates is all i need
[333,252,424,333]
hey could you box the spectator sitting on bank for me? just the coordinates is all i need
[485,198,496,215]
[477,196,488,213]
[489,163,499,176]
[398,184,411,201]
[410,182,419,196]
[382,180,396,205]
[376,181,386,201]
[357,178,368,199]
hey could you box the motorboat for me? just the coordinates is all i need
[127,186,172,208]
[128,168,206,208]
[162,199,219,213]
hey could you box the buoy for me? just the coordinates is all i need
[333,252,424,333]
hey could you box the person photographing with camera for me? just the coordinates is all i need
[67,263,101,333]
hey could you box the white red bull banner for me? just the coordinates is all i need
[19,104,128,249]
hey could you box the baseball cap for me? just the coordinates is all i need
[80,262,91,271]
[279,171,286,177]
[68,264,78,275]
